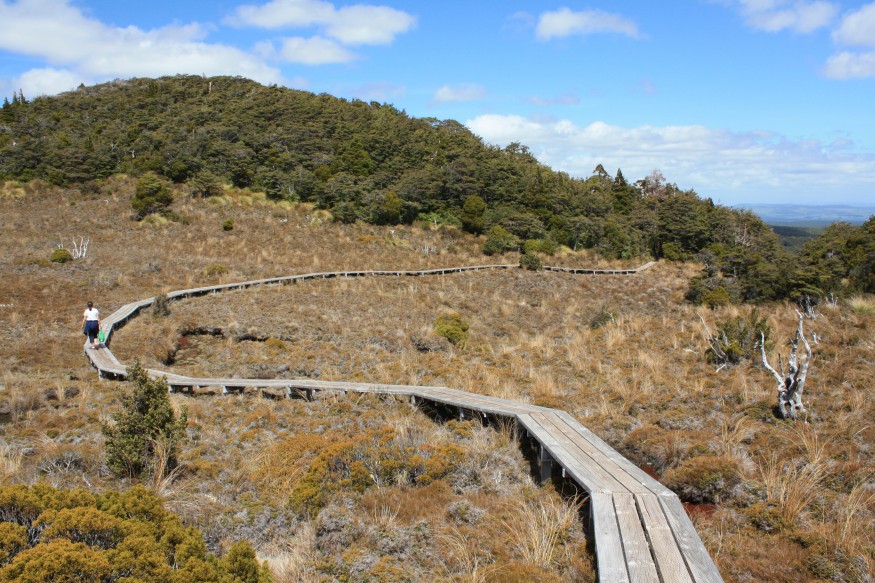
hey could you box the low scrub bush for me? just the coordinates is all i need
[202,264,228,277]
[663,455,743,504]
[0,484,268,582]
[49,248,72,264]
[434,312,469,346]
[519,253,542,271]
[131,172,173,219]
[523,238,558,256]
[705,309,771,366]
[482,225,518,256]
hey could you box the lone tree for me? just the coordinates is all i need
[131,172,173,219]
[760,312,813,420]
[102,361,187,478]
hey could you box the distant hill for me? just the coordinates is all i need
[735,204,875,226]
[0,74,781,265]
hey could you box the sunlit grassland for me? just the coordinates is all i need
[0,179,871,581]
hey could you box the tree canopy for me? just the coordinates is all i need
[1,75,871,303]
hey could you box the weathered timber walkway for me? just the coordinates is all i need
[84,262,722,583]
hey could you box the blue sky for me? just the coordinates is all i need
[1,0,874,207]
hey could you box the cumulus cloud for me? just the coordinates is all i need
[536,8,640,40]
[8,67,83,97]
[229,0,416,45]
[0,0,282,95]
[832,3,875,47]
[823,3,875,79]
[720,0,838,33]
[466,114,875,204]
[823,50,875,78]
[279,36,357,64]
[432,84,486,103]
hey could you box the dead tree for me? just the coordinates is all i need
[760,311,813,420]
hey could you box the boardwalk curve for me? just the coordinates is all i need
[84,262,722,583]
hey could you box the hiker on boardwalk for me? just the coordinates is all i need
[82,301,101,349]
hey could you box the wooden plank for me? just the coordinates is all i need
[613,493,659,583]
[591,492,630,583]
[516,414,613,494]
[659,495,723,583]
[536,412,651,493]
[530,412,631,494]
[635,493,694,583]
[554,411,673,496]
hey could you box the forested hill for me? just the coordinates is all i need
[1,75,872,301]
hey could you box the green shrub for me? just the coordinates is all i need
[701,286,731,308]
[434,312,469,346]
[706,309,772,366]
[0,484,257,582]
[522,238,558,256]
[0,538,112,582]
[663,455,742,503]
[519,253,542,271]
[131,172,173,219]
[661,241,685,261]
[189,170,223,198]
[101,361,187,478]
[49,247,73,264]
[482,225,518,256]
[222,218,234,231]
[202,264,227,277]
[460,195,487,234]
[0,522,27,565]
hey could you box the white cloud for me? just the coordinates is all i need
[432,84,486,103]
[823,50,875,78]
[230,0,334,28]
[823,3,875,79]
[731,0,838,33]
[0,0,283,94]
[229,0,416,45]
[11,67,84,97]
[833,3,875,47]
[536,8,640,40]
[466,114,875,205]
[279,36,357,64]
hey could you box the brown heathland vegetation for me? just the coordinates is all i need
[1,179,872,581]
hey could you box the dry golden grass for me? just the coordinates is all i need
[1,179,873,581]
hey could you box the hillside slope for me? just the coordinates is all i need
[1,182,872,581]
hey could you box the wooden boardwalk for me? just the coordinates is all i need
[84,262,722,583]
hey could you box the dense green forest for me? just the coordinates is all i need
[1,75,872,302]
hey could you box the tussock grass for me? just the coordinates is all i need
[759,456,830,526]
[496,495,583,568]
[1,179,872,581]
[847,295,875,315]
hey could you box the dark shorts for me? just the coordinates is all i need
[85,320,99,342]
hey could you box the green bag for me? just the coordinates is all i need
[97,330,106,344]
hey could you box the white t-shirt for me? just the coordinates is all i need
[84,308,99,321]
